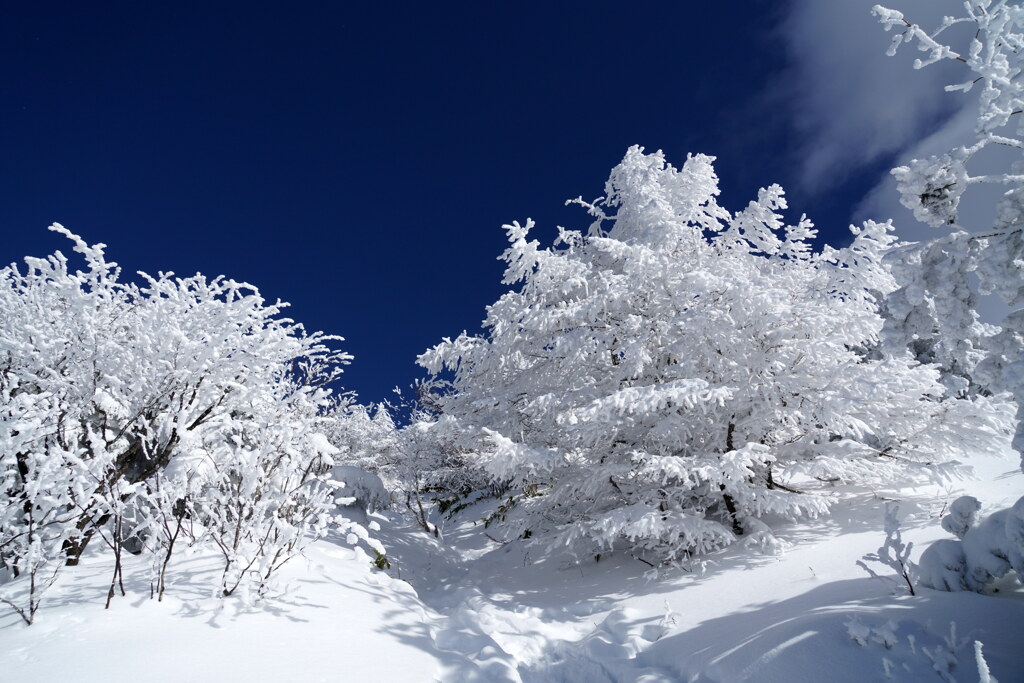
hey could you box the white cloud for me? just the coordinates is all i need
[779,0,964,192]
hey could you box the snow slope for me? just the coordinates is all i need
[0,541,448,682]
[381,447,1024,682]
[1,450,1021,682]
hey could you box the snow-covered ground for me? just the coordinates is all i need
[2,450,1022,682]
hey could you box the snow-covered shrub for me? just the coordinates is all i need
[941,495,981,540]
[916,539,970,593]
[137,469,198,602]
[845,617,899,649]
[417,147,1008,565]
[844,617,998,682]
[0,384,92,623]
[196,400,342,598]
[323,394,489,535]
[918,495,1024,592]
[0,225,355,618]
[394,415,496,536]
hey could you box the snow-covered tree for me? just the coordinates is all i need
[872,1,1024,594]
[0,225,356,620]
[874,1,1024,458]
[880,232,993,397]
[325,402,404,488]
[417,147,1009,564]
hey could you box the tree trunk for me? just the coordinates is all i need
[722,422,743,536]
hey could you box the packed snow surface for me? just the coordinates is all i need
[2,450,1022,682]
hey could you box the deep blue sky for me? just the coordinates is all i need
[1,2,896,405]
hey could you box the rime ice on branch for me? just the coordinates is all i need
[874,1,1024,459]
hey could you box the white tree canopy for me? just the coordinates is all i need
[418,147,1010,563]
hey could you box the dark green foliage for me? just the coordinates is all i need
[372,549,391,571]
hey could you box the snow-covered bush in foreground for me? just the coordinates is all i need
[0,225,357,621]
[418,147,1010,565]
[845,617,1001,683]
[918,495,1024,592]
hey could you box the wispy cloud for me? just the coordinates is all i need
[777,0,1008,322]
[777,0,964,193]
